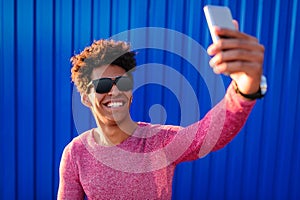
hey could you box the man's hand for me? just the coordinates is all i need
[207,20,265,95]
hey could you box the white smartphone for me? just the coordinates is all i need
[203,5,235,43]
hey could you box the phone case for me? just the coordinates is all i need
[204,5,235,43]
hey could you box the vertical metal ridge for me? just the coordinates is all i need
[90,0,94,42]
[127,0,131,30]
[288,0,297,67]
[109,0,112,36]
[143,0,151,121]
[288,49,300,199]
[277,0,300,198]
[33,0,37,198]
[0,0,5,198]
[256,0,264,40]
[287,2,300,198]
[13,0,19,198]
[88,0,95,129]
[51,0,57,199]
[271,0,288,197]
[239,0,246,31]
[70,0,75,138]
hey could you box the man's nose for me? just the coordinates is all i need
[108,84,120,95]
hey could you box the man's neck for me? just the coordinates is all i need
[94,119,138,146]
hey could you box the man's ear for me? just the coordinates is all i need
[81,93,92,107]
[128,96,133,109]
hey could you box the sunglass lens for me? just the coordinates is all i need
[116,77,133,91]
[94,78,113,94]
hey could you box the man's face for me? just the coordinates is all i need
[87,65,133,126]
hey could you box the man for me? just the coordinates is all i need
[58,22,265,199]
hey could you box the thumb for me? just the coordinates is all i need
[232,19,239,30]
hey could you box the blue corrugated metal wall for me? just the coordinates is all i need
[1,0,300,199]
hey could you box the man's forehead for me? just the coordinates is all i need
[91,65,127,79]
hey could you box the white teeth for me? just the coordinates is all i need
[107,102,124,108]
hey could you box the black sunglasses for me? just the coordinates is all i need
[87,76,133,94]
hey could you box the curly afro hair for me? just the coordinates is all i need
[70,39,136,94]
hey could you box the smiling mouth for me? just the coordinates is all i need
[105,101,125,108]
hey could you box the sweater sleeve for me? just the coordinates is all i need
[57,142,85,200]
[173,82,256,164]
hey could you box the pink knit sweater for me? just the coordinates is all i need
[58,84,255,200]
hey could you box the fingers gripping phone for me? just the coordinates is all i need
[203,5,235,43]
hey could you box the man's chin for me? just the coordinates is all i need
[103,115,129,126]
